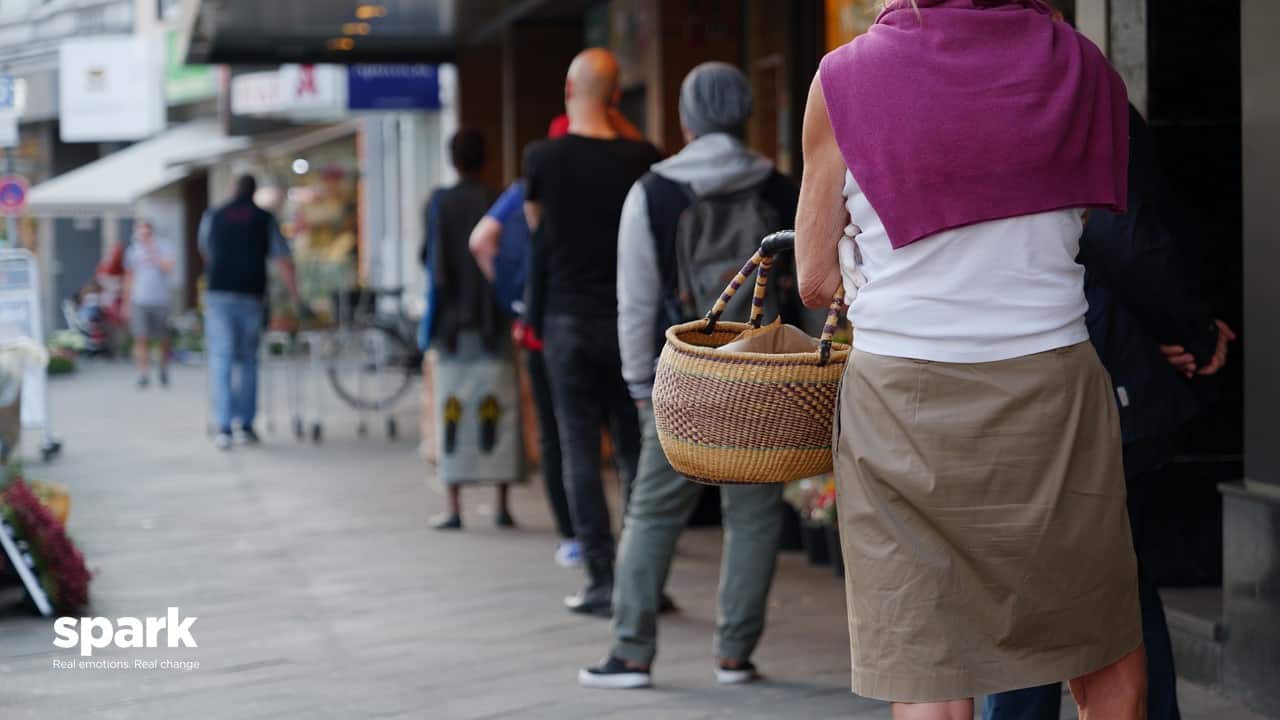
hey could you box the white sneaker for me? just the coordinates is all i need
[578,656,651,689]
[555,540,583,568]
[214,433,233,451]
[715,660,759,685]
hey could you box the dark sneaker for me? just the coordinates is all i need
[137,375,150,389]
[495,510,516,528]
[659,593,678,614]
[238,427,261,445]
[714,659,760,685]
[564,585,612,617]
[432,513,462,531]
[158,368,170,387]
[578,656,651,689]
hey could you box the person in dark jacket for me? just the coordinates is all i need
[199,174,301,451]
[983,104,1235,720]
[422,129,522,531]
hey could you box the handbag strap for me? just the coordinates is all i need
[701,231,847,365]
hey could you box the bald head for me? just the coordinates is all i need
[566,48,620,108]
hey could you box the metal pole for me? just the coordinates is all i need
[4,147,15,249]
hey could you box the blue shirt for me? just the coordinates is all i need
[486,182,530,316]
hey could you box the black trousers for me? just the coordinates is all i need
[541,313,642,590]
[526,348,574,540]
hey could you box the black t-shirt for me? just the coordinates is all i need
[525,134,662,317]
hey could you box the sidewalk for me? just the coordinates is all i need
[0,362,1265,719]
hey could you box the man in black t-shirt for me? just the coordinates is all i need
[524,48,662,617]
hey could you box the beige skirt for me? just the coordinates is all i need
[834,342,1142,703]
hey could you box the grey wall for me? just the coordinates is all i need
[1242,0,1280,489]
[1110,0,1147,115]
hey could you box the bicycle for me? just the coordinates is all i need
[321,286,422,439]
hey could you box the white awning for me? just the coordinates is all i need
[27,122,251,217]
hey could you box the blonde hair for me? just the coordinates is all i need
[883,0,922,21]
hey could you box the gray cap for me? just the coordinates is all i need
[678,62,753,138]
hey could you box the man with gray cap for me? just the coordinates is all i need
[578,61,800,690]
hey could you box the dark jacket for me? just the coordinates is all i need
[421,180,501,353]
[1079,105,1219,455]
[204,196,274,297]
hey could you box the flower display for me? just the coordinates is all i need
[783,475,837,527]
[0,478,91,614]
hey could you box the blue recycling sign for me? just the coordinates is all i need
[347,65,441,111]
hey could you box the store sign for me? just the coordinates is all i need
[279,64,346,114]
[0,76,16,148]
[164,29,217,105]
[232,65,346,119]
[347,65,441,111]
[230,71,280,116]
[59,36,165,142]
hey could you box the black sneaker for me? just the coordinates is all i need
[714,659,760,685]
[578,656,651,689]
[137,375,150,389]
[495,510,516,528]
[238,427,261,445]
[432,513,462,531]
[158,368,170,387]
[659,593,678,614]
[564,585,612,617]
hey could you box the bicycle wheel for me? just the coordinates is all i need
[325,322,417,412]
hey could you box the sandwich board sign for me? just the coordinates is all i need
[0,514,53,616]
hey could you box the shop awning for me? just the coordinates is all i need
[183,0,597,64]
[26,122,250,217]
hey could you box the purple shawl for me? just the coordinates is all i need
[818,0,1129,249]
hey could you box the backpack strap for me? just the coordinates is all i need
[640,171,694,293]
[639,172,696,345]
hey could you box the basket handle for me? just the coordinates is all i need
[701,230,847,365]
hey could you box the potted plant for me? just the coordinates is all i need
[784,476,837,566]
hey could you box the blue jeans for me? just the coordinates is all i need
[205,292,264,433]
[984,441,1181,720]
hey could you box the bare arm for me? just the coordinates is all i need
[469,216,502,282]
[523,201,542,233]
[795,74,848,309]
[275,257,300,301]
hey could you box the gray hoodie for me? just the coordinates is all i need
[616,133,776,399]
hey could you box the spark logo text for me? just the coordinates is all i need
[53,607,198,657]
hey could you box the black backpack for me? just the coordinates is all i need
[641,171,789,331]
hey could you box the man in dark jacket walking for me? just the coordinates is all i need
[199,174,301,451]
[984,106,1235,720]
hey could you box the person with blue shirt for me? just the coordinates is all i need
[470,175,580,568]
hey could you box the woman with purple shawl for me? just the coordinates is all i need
[795,1,1144,718]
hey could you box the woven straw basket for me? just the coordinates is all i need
[652,231,849,485]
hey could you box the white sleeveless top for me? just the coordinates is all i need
[840,171,1089,363]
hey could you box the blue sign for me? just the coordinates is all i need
[0,76,14,111]
[347,65,441,111]
[0,176,27,216]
